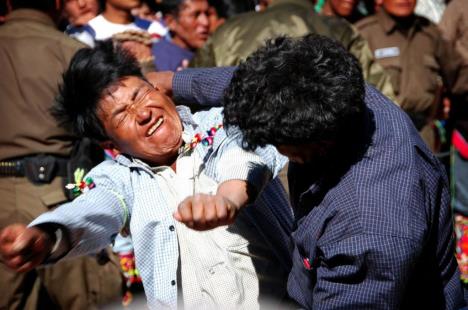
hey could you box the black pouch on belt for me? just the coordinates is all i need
[23,155,58,184]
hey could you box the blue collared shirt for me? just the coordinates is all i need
[287,86,465,309]
[172,67,466,309]
[152,39,194,72]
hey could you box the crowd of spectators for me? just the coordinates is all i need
[0,0,467,308]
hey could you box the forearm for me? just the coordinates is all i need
[172,67,236,106]
[216,179,254,211]
[29,194,126,258]
[30,223,71,263]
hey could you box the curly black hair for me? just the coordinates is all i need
[223,34,366,150]
[52,40,142,141]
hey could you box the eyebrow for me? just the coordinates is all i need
[110,85,143,119]
[131,85,142,101]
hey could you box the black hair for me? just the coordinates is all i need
[157,0,184,15]
[208,0,255,19]
[223,34,366,150]
[52,40,143,141]
[9,0,59,10]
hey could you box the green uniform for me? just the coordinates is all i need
[356,9,467,150]
[0,9,123,310]
[191,0,396,101]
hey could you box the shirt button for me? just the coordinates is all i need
[171,280,176,286]
[169,225,175,231]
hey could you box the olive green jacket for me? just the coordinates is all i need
[192,0,396,101]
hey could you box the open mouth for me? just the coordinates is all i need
[147,116,164,136]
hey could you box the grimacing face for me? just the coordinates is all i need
[381,0,416,18]
[168,0,210,50]
[64,0,99,26]
[98,76,183,166]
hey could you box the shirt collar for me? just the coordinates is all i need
[6,9,56,28]
[378,9,422,36]
[378,9,399,34]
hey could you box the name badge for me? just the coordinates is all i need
[374,47,400,59]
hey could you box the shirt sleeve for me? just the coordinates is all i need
[29,161,134,258]
[211,121,287,194]
[215,136,272,194]
[311,234,415,309]
[173,67,236,106]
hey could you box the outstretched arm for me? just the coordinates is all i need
[146,67,236,107]
[0,162,133,271]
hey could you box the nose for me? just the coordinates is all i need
[198,12,209,27]
[77,0,86,7]
[135,105,152,126]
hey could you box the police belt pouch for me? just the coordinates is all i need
[23,155,66,184]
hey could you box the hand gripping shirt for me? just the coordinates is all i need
[30,106,291,309]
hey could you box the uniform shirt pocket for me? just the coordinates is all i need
[422,54,442,93]
[377,56,402,96]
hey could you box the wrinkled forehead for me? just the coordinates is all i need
[100,76,146,101]
[98,75,175,111]
[179,0,209,13]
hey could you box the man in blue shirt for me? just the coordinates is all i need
[160,34,466,308]
[152,0,210,71]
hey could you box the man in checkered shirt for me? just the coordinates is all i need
[165,34,467,309]
[0,41,294,309]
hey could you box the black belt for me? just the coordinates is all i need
[0,155,68,183]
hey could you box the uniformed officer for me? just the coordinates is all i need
[0,0,123,309]
[317,0,368,24]
[356,0,467,151]
[190,0,396,102]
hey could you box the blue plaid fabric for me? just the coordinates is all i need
[287,86,465,309]
[173,67,466,309]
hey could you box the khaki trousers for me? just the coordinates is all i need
[0,177,123,310]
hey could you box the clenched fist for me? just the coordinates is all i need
[0,224,52,273]
[174,194,240,231]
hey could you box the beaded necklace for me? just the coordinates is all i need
[181,124,223,154]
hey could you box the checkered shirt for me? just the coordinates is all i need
[30,106,292,309]
[172,67,467,309]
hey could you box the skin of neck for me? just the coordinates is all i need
[103,3,134,24]
[171,34,191,50]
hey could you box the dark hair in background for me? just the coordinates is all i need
[9,0,58,10]
[52,40,143,141]
[147,0,254,17]
[152,0,184,16]
[0,0,7,20]
[223,34,366,150]
[208,0,255,19]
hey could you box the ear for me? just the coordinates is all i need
[99,140,121,155]
[164,14,177,31]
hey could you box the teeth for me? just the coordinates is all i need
[147,117,163,136]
